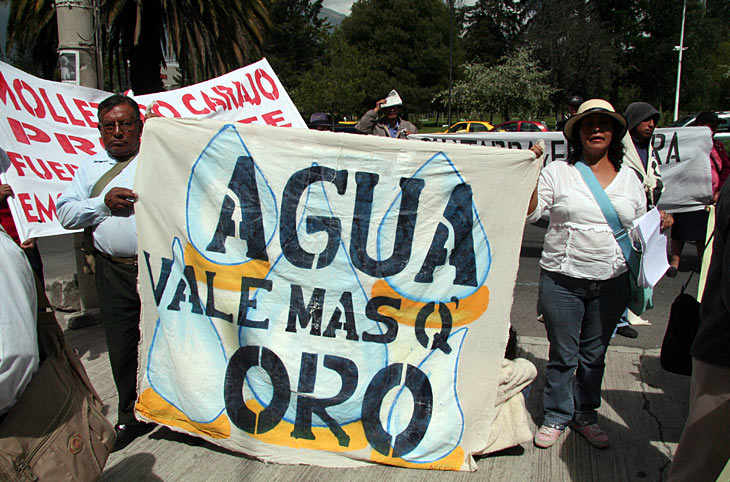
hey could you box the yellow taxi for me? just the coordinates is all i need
[439,121,494,134]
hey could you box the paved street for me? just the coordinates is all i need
[39,221,697,481]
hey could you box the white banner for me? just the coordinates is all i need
[411,128,713,212]
[0,59,305,242]
[134,118,540,470]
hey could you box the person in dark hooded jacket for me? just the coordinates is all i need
[613,102,674,337]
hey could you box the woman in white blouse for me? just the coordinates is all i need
[527,100,646,449]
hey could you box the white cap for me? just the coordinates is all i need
[381,89,403,108]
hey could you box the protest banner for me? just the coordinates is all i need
[651,127,713,213]
[411,127,713,212]
[134,118,540,470]
[0,59,305,242]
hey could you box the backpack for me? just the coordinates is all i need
[0,276,115,481]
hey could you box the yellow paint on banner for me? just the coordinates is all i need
[242,399,370,451]
[371,280,489,328]
[184,243,271,290]
[136,388,231,439]
[369,446,465,470]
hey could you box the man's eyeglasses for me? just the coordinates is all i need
[100,120,139,134]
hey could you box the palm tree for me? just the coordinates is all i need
[104,0,272,94]
[4,0,58,79]
[4,0,272,94]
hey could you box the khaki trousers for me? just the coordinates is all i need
[668,358,730,482]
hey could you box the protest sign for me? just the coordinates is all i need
[651,127,713,213]
[0,59,305,241]
[134,118,540,470]
[411,127,713,212]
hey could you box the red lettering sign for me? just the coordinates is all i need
[255,69,279,101]
[55,133,98,156]
[39,88,69,124]
[17,192,39,222]
[152,100,181,118]
[262,110,290,127]
[7,151,26,176]
[7,117,51,145]
[14,79,46,118]
[24,156,53,180]
[74,98,97,127]
[0,71,20,110]
[182,94,210,115]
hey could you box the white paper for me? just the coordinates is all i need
[631,208,669,288]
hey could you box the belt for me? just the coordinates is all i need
[98,251,138,266]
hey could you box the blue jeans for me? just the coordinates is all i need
[539,269,630,428]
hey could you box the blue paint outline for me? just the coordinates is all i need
[377,152,491,303]
[385,327,468,464]
[145,236,228,424]
[238,162,389,427]
[186,124,279,266]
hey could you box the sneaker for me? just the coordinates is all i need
[534,424,563,448]
[616,325,638,338]
[570,422,609,448]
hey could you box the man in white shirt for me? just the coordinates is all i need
[57,94,152,451]
[0,225,39,416]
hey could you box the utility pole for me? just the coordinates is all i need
[55,0,103,326]
[673,0,688,122]
[448,0,454,128]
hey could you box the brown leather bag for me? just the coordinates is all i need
[0,277,115,481]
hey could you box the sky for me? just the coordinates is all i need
[323,0,477,16]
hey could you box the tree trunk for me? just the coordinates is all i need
[127,2,165,95]
[129,44,164,94]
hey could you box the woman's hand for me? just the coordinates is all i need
[0,184,13,202]
[529,143,544,157]
[659,210,674,231]
[144,101,161,121]
[527,141,544,215]
[19,237,36,251]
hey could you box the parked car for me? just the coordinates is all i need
[333,122,365,134]
[492,120,549,132]
[439,121,494,134]
[669,111,730,142]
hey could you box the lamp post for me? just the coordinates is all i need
[448,0,453,127]
[673,0,688,122]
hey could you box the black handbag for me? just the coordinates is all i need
[661,290,700,376]
[660,233,714,376]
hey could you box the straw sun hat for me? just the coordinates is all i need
[563,99,627,144]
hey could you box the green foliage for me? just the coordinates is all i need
[8,0,730,118]
[708,41,730,110]
[263,0,329,91]
[339,0,461,113]
[523,0,620,109]
[443,49,555,120]
[4,0,57,78]
[461,0,528,65]
[103,0,272,93]
[620,0,686,112]
[5,0,272,93]
[679,0,730,112]
[291,30,370,117]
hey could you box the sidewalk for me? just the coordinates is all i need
[62,322,689,482]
